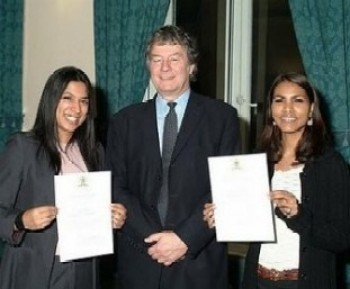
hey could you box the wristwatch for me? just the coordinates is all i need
[14,211,26,231]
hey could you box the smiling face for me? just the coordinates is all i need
[271,81,314,140]
[56,81,89,144]
[148,44,195,101]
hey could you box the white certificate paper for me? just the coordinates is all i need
[55,171,113,262]
[208,153,275,242]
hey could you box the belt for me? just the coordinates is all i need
[257,264,299,281]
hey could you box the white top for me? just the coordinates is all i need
[259,164,304,270]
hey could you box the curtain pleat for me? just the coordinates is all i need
[288,0,350,162]
[0,0,24,150]
[94,0,170,116]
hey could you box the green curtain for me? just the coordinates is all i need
[94,0,170,116]
[0,0,24,150]
[289,1,350,286]
[288,0,350,163]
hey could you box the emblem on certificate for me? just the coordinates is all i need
[231,159,241,170]
[78,176,88,187]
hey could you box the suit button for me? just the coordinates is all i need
[302,196,310,202]
[300,272,307,279]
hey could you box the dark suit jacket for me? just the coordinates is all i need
[242,148,350,289]
[106,92,240,289]
[0,133,101,289]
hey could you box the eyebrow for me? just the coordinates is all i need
[272,94,307,98]
[61,91,89,99]
[150,52,182,58]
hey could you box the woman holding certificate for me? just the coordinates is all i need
[0,66,126,289]
[203,72,350,289]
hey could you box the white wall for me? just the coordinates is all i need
[22,0,95,130]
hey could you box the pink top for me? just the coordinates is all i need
[59,142,88,174]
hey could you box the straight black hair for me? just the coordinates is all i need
[30,66,100,173]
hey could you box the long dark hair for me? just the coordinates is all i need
[30,66,100,173]
[258,72,329,163]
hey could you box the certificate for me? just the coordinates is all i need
[54,171,113,262]
[208,153,275,242]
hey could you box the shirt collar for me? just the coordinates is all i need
[156,90,190,117]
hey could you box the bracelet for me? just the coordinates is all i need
[14,211,26,231]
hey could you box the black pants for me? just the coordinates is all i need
[258,276,298,289]
[49,256,94,289]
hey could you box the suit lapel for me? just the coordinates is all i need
[171,93,204,161]
[144,98,162,160]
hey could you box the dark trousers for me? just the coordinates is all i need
[49,256,94,289]
[258,277,298,289]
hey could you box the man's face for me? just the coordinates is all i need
[148,43,195,101]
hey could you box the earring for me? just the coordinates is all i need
[307,117,313,126]
[272,120,277,126]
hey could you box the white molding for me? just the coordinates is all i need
[224,0,253,152]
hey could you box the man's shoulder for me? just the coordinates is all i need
[111,100,154,119]
[191,92,238,115]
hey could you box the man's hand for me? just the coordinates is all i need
[145,231,188,266]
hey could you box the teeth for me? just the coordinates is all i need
[282,117,296,122]
[65,115,79,124]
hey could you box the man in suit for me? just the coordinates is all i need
[106,25,240,289]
